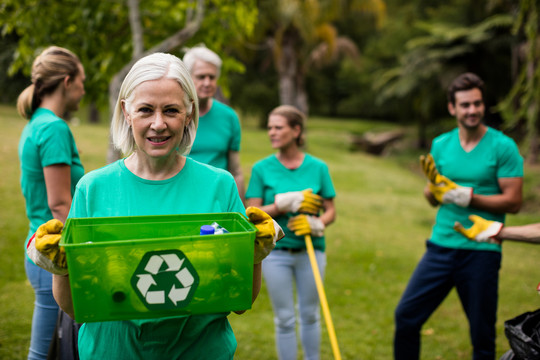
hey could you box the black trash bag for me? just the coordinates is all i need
[504,308,540,360]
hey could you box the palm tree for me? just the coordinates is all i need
[259,0,385,114]
[374,14,514,148]
[497,0,540,164]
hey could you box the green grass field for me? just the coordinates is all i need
[1,103,540,359]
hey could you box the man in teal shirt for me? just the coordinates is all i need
[183,46,245,202]
[394,73,523,360]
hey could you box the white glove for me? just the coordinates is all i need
[288,215,325,237]
[429,177,473,207]
[454,215,503,244]
[26,219,68,275]
[421,154,472,207]
[275,189,323,215]
[246,207,285,264]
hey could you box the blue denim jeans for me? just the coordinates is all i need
[394,241,501,360]
[262,249,326,360]
[25,258,59,360]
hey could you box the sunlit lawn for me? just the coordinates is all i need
[1,103,540,359]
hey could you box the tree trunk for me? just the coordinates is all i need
[128,0,144,58]
[525,46,539,165]
[88,101,100,124]
[527,125,539,165]
[106,0,205,163]
[295,69,308,115]
[278,38,297,107]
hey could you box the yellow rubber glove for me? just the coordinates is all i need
[246,207,285,264]
[27,219,68,275]
[420,154,473,208]
[288,214,325,237]
[420,153,439,183]
[275,189,323,215]
[454,215,503,244]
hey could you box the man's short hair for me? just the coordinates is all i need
[447,72,485,104]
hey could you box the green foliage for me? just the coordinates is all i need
[0,32,27,103]
[0,0,536,131]
[0,0,258,111]
[496,0,540,162]
[375,14,513,105]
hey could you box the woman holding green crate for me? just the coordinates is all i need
[28,52,283,359]
[246,105,336,360]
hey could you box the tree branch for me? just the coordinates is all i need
[106,0,205,163]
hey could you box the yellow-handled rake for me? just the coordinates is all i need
[304,234,342,360]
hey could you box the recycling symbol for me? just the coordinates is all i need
[131,249,199,310]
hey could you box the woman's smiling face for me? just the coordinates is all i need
[123,77,191,161]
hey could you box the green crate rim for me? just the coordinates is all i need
[60,212,257,248]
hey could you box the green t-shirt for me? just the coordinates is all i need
[69,158,245,360]
[18,108,84,246]
[430,127,523,252]
[246,154,336,251]
[187,99,241,171]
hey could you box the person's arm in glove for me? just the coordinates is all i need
[420,154,472,208]
[456,215,540,244]
[243,206,285,310]
[274,189,323,215]
[288,215,325,237]
[454,215,503,244]
[287,198,336,237]
[247,206,285,264]
[26,219,68,275]
[28,219,76,318]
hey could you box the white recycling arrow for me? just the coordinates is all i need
[136,274,166,304]
[146,290,165,304]
[136,274,156,295]
[176,267,194,287]
[169,285,190,305]
[161,254,184,271]
[145,255,164,275]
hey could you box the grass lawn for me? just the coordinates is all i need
[1,103,540,359]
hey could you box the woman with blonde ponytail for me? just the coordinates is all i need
[17,46,86,360]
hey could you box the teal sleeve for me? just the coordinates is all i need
[496,138,523,178]
[39,121,73,167]
[320,162,336,199]
[245,164,263,199]
[230,112,241,152]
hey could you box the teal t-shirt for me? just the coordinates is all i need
[430,127,523,252]
[187,99,241,170]
[69,158,245,360]
[246,154,336,251]
[18,108,84,246]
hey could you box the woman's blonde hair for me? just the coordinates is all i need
[111,52,199,156]
[16,46,82,119]
[269,105,306,147]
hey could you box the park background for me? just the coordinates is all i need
[2,0,540,359]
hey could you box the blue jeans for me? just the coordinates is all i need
[262,249,326,360]
[25,258,59,360]
[394,241,501,360]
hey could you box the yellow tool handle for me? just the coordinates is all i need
[305,234,342,360]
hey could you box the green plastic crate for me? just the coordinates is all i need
[60,212,256,323]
